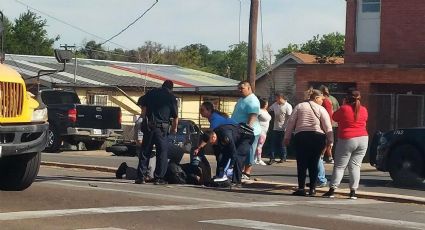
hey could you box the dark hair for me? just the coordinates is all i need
[201,130,215,143]
[238,80,250,87]
[305,88,323,101]
[345,90,361,121]
[201,101,229,118]
[274,91,287,100]
[259,98,267,109]
[162,80,174,90]
[319,85,330,97]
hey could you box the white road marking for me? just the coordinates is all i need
[319,214,425,230]
[76,228,127,230]
[306,200,388,205]
[0,201,291,221]
[199,219,323,230]
[44,181,235,204]
[43,180,387,206]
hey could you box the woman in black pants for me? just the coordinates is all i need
[284,89,334,196]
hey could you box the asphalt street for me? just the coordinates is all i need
[41,151,425,198]
[1,166,424,230]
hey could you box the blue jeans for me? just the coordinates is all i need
[245,134,260,165]
[270,130,287,160]
[317,156,327,184]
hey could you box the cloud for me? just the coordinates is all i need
[1,0,346,53]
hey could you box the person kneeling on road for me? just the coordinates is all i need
[195,124,254,186]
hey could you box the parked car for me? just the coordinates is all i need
[369,128,425,186]
[40,89,122,152]
[106,119,202,157]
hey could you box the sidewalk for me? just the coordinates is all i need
[41,151,425,204]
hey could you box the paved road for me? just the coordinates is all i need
[1,166,424,230]
[42,150,425,198]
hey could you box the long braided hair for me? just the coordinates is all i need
[345,90,361,121]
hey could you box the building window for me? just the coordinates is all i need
[362,0,380,13]
[356,0,381,52]
[87,94,108,106]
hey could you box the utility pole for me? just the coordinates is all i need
[60,44,77,84]
[247,0,259,92]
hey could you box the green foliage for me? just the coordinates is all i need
[275,32,345,61]
[275,43,300,60]
[225,42,248,80]
[4,10,58,55]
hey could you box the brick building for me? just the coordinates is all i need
[295,0,425,132]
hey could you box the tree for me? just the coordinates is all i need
[137,41,163,63]
[80,40,109,60]
[5,10,59,55]
[226,42,248,81]
[177,43,210,69]
[275,32,345,61]
[275,43,300,60]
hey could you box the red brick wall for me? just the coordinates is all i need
[295,65,425,101]
[345,0,425,65]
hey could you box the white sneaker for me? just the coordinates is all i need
[213,175,228,182]
[258,160,267,166]
[241,174,250,180]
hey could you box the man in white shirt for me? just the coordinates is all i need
[268,92,292,164]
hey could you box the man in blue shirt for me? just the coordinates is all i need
[231,80,261,180]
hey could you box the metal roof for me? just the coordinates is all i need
[4,54,239,89]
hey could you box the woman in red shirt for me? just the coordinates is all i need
[323,90,369,199]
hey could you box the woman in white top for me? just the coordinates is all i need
[255,98,272,165]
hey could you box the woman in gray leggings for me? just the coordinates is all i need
[323,90,369,199]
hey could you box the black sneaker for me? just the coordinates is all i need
[349,190,357,200]
[116,162,128,179]
[309,188,316,196]
[154,178,167,185]
[134,177,146,184]
[267,159,276,165]
[322,188,335,198]
[292,189,306,196]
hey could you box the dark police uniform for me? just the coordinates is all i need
[208,124,253,184]
[136,86,178,183]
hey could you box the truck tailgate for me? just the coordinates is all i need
[76,105,121,129]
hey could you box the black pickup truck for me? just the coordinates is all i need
[40,89,122,152]
[369,128,425,186]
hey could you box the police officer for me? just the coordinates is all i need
[135,80,178,185]
[200,124,253,186]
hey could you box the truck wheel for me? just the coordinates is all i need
[45,125,61,153]
[84,141,105,151]
[0,152,41,191]
[389,144,424,187]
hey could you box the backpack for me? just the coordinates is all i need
[165,162,187,184]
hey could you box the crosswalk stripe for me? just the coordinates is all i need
[319,214,425,230]
[76,228,127,230]
[0,201,291,221]
[199,219,323,230]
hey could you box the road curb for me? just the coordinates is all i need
[248,180,425,205]
[41,161,117,173]
[41,161,425,205]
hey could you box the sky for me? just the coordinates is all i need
[1,0,346,56]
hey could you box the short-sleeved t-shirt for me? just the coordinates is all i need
[269,102,293,131]
[209,112,237,130]
[137,87,178,123]
[231,93,261,136]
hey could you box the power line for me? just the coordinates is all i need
[99,0,159,46]
[14,0,129,50]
